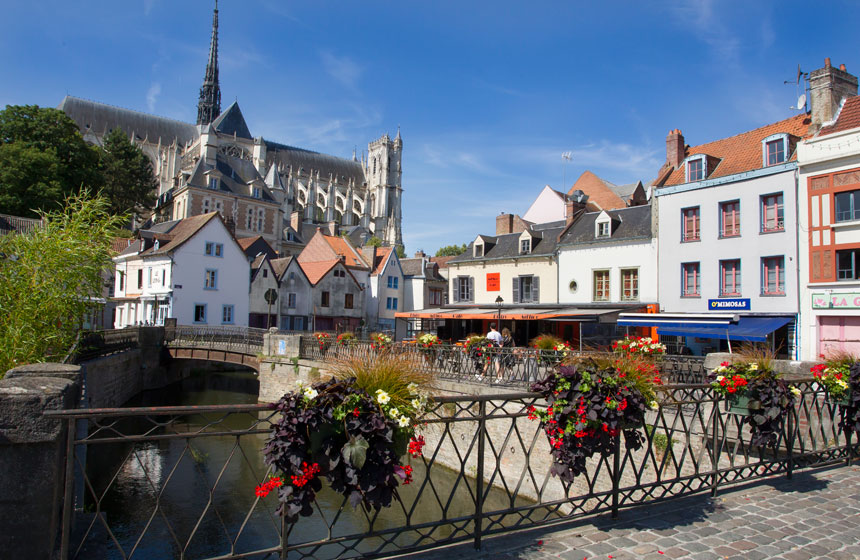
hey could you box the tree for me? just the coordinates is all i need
[0,192,125,376]
[0,105,100,218]
[435,243,467,257]
[366,236,383,247]
[98,128,158,216]
[395,245,406,259]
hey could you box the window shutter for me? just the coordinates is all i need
[533,276,540,303]
[512,277,520,303]
[453,278,460,302]
[468,276,474,302]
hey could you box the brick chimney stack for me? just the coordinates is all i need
[666,129,685,170]
[565,190,589,225]
[810,57,858,129]
[496,213,514,235]
[414,250,426,258]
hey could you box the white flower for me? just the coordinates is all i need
[407,382,419,394]
[411,398,422,410]
[295,379,305,389]
[376,390,391,405]
[389,407,400,418]
[648,400,659,410]
[749,363,759,371]
[303,387,318,400]
[716,375,725,383]
[790,386,801,397]
[837,379,849,389]
[398,416,411,428]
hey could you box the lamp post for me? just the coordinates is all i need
[495,295,503,328]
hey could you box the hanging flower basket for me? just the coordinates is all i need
[531,335,572,367]
[314,332,331,353]
[725,393,758,415]
[417,333,442,363]
[811,357,860,434]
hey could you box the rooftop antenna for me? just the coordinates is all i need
[785,64,808,111]
[561,151,573,189]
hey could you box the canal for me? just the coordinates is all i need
[77,368,522,559]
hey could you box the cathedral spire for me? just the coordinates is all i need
[196,0,221,126]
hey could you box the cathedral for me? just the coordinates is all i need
[58,2,403,253]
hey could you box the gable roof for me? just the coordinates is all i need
[299,260,339,285]
[429,255,455,269]
[401,258,446,281]
[371,247,393,275]
[451,221,566,264]
[324,235,369,268]
[270,256,294,280]
[558,205,652,246]
[819,96,860,136]
[237,236,278,260]
[660,113,811,187]
[568,170,627,211]
[211,101,252,139]
[118,212,237,258]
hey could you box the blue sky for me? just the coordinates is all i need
[1,1,858,254]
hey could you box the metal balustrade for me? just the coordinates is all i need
[46,381,856,559]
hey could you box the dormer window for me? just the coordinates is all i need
[208,177,218,190]
[762,134,789,166]
[597,222,610,238]
[686,155,706,182]
[253,187,262,199]
[474,243,484,258]
[520,238,531,254]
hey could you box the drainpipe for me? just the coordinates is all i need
[793,167,802,360]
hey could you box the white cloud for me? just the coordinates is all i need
[665,0,741,67]
[320,51,363,89]
[146,82,161,112]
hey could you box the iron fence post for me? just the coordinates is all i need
[474,399,486,550]
[611,432,621,519]
[59,417,76,560]
[786,404,794,480]
[280,510,288,560]
[711,398,719,498]
[848,430,854,466]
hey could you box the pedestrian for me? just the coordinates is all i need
[495,327,516,383]
[486,323,502,346]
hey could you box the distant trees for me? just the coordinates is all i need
[0,105,158,219]
[365,236,383,247]
[0,192,126,375]
[435,244,467,257]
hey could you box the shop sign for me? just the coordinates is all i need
[486,273,500,291]
[708,298,750,310]
[812,292,860,309]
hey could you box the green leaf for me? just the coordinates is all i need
[342,435,370,469]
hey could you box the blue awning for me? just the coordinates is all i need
[656,316,794,342]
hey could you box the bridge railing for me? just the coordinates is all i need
[46,380,855,559]
[63,329,140,364]
[299,337,706,387]
[166,325,267,354]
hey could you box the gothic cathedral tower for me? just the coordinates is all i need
[196,1,221,126]
[366,128,403,247]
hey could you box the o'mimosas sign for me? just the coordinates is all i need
[812,292,860,309]
[708,298,750,310]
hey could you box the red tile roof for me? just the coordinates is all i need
[567,170,626,211]
[299,260,338,285]
[325,235,368,268]
[111,238,133,254]
[237,236,262,250]
[661,114,811,187]
[147,213,219,255]
[819,96,860,136]
[372,247,392,275]
[429,256,455,269]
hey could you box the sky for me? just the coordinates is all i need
[1,1,859,255]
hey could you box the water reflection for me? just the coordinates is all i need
[78,369,524,559]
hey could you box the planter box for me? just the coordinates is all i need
[725,394,752,415]
[827,390,851,407]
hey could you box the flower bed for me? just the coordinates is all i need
[612,336,666,356]
[370,332,392,351]
[417,333,442,362]
[811,355,860,434]
[314,332,331,352]
[529,353,662,482]
[465,335,494,375]
[336,332,356,346]
[531,335,571,366]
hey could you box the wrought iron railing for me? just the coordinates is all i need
[167,325,267,355]
[46,381,856,559]
[299,338,706,388]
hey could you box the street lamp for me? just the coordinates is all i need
[495,295,503,328]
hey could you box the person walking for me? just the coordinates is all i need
[495,327,516,383]
[486,323,502,346]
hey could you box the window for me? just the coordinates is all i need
[766,139,785,165]
[687,157,704,181]
[257,209,265,232]
[512,275,539,303]
[520,238,531,254]
[288,293,297,308]
[118,271,125,291]
[455,276,473,302]
[682,207,700,242]
[387,276,399,289]
[682,262,700,297]
[333,269,345,278]
[204,269,218,290]
[597,221,610,238]
[222,304,234,324]
[137,269,143,289]
[263,269,268,278]
[345,293,354,309]
[593,270,609,301]
[205,242,224,257]
[761,194,784,232]
[762,256,785,295]
[321,291,330,307]
[720,259,741,296]
[621,269,639,301]
[429,289,442,306]
[386,297,398,310]
[203,198,210,213]
[214,200,223,216]
[208,177,218,190]
[253,187,261,199]
[194,304,207,323]
[246,208,253,230]
[719,200,740,238]
[835,189,860,222]
[474,244,484,258]
[837,249,860,280]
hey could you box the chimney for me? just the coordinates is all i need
[810,57,858,128]
[565,190,589,225]
[414,250,426,258]
[666,129,685,170]
[496,212,514,235]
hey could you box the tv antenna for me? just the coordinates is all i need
[785,64,808,111]
[562,151,573,188]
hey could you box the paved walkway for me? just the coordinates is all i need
[412,464,860,560]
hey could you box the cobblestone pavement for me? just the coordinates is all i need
[410,464,860,560]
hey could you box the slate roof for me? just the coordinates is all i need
[185,153,276,203]
[270,256,293,279]
[237,236,277,260]
[610,181,641,200]
[264,140,366,185]
[558,205,652,246]
[451,222,566,264]
[212,101,252,139]
[660,113,811,187]
[401,258,445,281]
[819,96,860,136]
[58,96,199,146]
[117,213,221,257]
